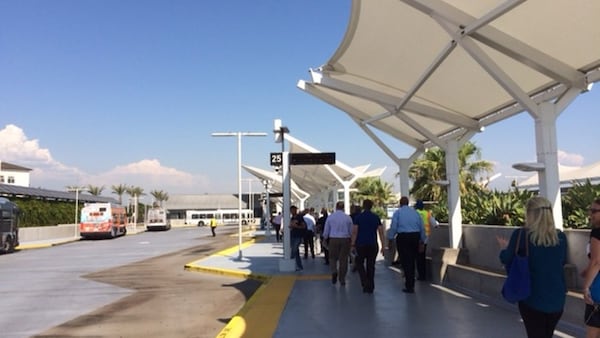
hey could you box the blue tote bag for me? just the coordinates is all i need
[502,229,531,303]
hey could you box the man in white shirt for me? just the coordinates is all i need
[323,201,353,286]
[303,208,316,259]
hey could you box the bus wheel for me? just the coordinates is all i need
[2,236,15,253]
[122,227,127,236]
[197,221,205,227]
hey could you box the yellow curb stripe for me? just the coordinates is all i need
[213,239,257,256]
[184,264,270,282]
[216,276,295,338]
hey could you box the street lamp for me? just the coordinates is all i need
[212,131,267,260]
[67,186,84,238]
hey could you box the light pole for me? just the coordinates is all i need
[261,179,272,237]
[67,186,84,238]
[212,131,267,260]
[274,119,293,271]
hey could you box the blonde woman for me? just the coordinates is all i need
[582,198,600,337]
[498,196,567,338]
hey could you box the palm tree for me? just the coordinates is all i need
[111,184,128,205]
[86,184,105,196]
[351,177,395,219]
[150,190,169,207]
[126,186,145,217]
[408,141,494,201]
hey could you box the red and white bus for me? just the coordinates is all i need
[79,203,127,239]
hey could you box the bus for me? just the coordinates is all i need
[185,209,255,227]
[146,206,170,231]
[80,203,127,239]
[0,197,19,254]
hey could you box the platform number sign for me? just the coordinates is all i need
[270,152,283,166]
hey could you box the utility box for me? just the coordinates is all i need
[0,197,20,253]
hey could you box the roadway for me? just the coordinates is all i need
[0,225,259,338]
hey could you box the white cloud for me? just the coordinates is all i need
[0,124,211,195]
[557,150,584,167]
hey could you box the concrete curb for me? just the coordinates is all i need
[184,235,331,338]
[16,237,80,250]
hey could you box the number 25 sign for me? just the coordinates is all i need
[270,152,283,166]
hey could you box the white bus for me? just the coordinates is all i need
[185,209,255,227]
[146,207,171,231]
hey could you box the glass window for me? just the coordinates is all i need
[7,176,15,183]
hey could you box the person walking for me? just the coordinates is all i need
[497,196,567,338]
[414,199,438,281]
[582,198,600,337]
[209,217,217,237]
[271,212,282,242]
[351,199,386,293]
[303,208,316,259]
[388,196,426,293]
[323,201,353,286]
[289,206,306,271]
[316,208,329,265]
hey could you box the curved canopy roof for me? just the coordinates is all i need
[298,0,600,151]
[243,134,385,201]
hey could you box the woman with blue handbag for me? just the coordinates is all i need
[582,198,600,337]
[497,196,567,338]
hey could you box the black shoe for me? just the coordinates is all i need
[402,288,414,293]
[331,273,338,284]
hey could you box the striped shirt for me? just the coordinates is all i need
[323,210,353,239]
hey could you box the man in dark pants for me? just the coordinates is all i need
[388,196,426,293]
[316,208,329,265]
[351,199,386,293]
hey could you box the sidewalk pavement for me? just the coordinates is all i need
[185,232,583,338]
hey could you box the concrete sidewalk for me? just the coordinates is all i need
[185,233,584,338]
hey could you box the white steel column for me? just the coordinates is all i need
[445,139,462,248]
[535,102,562,230]
[280,151,295,271]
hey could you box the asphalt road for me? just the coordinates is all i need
[0,226,261,338]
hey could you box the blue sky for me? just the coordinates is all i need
[1,1,599,199]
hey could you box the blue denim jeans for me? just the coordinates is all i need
[291,236,303,269]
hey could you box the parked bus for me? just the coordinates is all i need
[146,206,170,231]
[0,197,19,253]
[185,209,255,227]
[80,203,127,239]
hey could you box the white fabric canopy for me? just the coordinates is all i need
[298,0,600,245]
[299,0,600,149]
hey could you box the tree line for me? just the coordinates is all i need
[350,141,599,229]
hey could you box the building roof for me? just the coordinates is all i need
[164,194,246,210]
[1,161,32,172]
[0,183,118,203]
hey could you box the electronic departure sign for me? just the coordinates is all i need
[270,152,336,166]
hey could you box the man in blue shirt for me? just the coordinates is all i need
[351,199,386,293]
[388,196,426,293]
